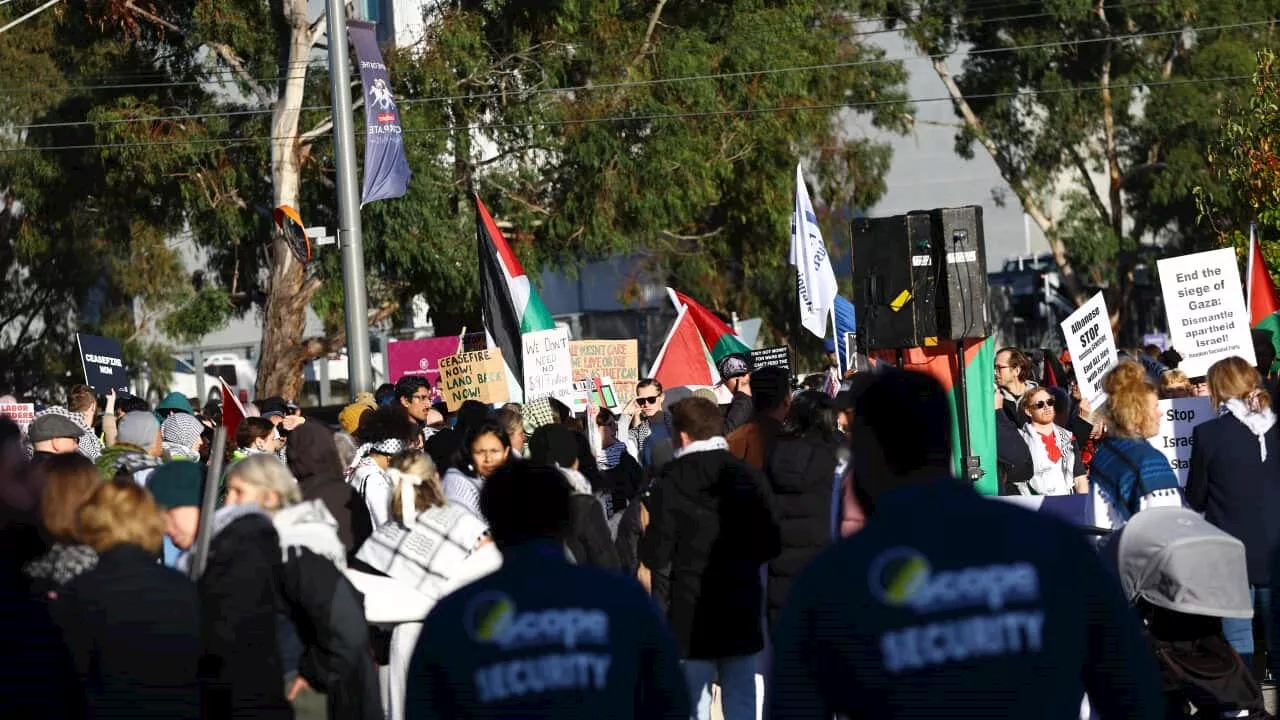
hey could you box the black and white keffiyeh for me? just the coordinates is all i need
[32,406,102,461]
[355,503,487,600]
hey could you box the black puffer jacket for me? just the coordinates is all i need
[764,434,837,629]
[286,422,371,555]
[639,446,781,660]
[196,506,292,720]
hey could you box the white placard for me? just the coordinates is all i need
[1157,248,1252,378]
[1146,396,1214,486]
[522,327,574,402]
[1060,292,1118,409]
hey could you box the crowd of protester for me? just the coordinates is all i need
[1,334,1279,719]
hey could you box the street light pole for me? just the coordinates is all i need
[326,0,373,398]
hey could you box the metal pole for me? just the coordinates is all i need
[327,0,373,399]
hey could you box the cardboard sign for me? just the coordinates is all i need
[1147,396,1214,486]
[76,334,129,394]
[751,346,792,376]
[438,349,509,411]
[0,403,34,435]
[523,328,574,402]
[1157,248,1253,378]
[386,336,460,387]
[569,340,639,406]
[1060,292,1118,409]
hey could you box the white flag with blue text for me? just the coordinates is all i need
[790,162,840,338]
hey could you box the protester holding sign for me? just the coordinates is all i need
[719,354,753,434]
[1185,356,1280,676]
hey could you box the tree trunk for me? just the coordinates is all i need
[256,0,318,400]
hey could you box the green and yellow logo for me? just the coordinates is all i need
[869,548,932,607]
[466,592,516,643]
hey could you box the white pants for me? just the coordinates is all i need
[377,622,423,720]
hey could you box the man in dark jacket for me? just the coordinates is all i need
[528,425,621,571]
[768,369,1164,720]
[641,396,781,720]
[285,422,371,555]
[719,353,754,434]
[150,462,293,720]
[727,365,792,471]
[405,462,689,719]
[764,391,839,629]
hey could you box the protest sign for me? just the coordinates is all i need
[1157,248,1252,378]
[387,336,460,387]
[0,403,34,435]
[76,334,129,394]
[751,346,793,377]
[1059,292,1118,409]
[1147,396,1214,486]
[523,328,574,401]
[569,340,638,405]
[438,349,509,411]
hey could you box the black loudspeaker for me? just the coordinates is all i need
[850,211,940,350]
[850,205,991,349]
[932,206,991,341]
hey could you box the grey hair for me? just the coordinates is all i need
[227,454,301,509]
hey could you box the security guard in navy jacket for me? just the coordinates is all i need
[768,368,1165,720]
[404,461,689,720]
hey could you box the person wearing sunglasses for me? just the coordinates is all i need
[620,379,674,471]
[1015,387,1087,496]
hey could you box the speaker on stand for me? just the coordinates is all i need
[850,205,992,483]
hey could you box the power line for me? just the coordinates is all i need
[10,17,1273,133]
[0,71,1258,154]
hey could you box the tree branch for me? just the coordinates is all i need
[630,0,669,69]
[661,227,723,241]
[299,82,364,144]
[474,145,549,168]
[926,56,1088,303]
[1069,148,1110,223]
[300,300,400,359]
[207,42,273,106]
[124,0,181,33]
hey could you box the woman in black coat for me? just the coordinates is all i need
[764,391,840,629]
[1187,357,1280,677]
[52,478,201,719]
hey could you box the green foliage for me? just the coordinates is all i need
[1198,49,1280,284]
[393,1,909,347]
[1,0,908,395]
[876,0,1278,311]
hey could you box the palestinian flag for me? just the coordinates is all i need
[873,338,998,495]
[220,379,246,441]
[475,194,555,394]
[667,288,750,367]
[651,305,718,388]
[1247,223,1280,373]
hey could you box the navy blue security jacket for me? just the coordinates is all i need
[404,541,689,720]
[768,481,1164,720]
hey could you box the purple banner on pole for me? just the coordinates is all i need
[349,20,411,205]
